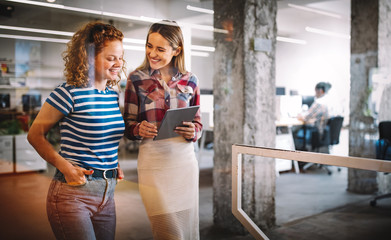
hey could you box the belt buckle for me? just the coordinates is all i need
[103,170,108,180]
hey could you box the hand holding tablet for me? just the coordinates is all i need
[154,106,200,140]
[174,121,196,140]
[138,120,158,138]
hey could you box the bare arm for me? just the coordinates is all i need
[27,102,92,185]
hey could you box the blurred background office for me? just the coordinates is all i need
[1,1,391,239]
[0,0,356,139]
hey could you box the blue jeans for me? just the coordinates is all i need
[47,170,117,240]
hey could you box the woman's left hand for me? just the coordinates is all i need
[175,121,196,140]
[117,163,125,182]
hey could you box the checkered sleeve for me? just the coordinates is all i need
[124,74,142,140]
[188,74,203,142]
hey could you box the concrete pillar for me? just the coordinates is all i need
[378,0,391,122]
[213,0,277,234]
[376,0,391,195]
[348,0,379,194]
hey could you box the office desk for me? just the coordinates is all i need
[275,117,303,174]
[276,117,303,127]
[197,114,302,175]
[277,117,309,150]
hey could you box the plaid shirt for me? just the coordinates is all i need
[304,97,329,134]
[124,68,202,142]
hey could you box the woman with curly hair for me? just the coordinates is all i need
[28,21,126,240]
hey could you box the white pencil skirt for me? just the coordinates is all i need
[138,136,199,240]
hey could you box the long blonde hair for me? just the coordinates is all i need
[137,20,186,74]
[63,21,126,88]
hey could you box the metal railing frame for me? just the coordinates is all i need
[231,144,391,240]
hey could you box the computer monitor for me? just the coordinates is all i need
[0,93,10,109]
[22,94,41,112]
[277,95,302,119]
[276,87,286,96]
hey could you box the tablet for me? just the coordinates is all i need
[154,106,200,141]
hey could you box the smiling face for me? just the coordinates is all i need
[146,32,180,72]
[94,40,124,83]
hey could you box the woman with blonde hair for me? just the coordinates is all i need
[28,21,126,240]
[124,20,202,239]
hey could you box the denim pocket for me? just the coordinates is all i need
[66,179,87,187]
[54,169,88,187]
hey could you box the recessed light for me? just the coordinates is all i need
[186,5,214,15]
[305,27,350,39]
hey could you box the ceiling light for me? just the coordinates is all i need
[288,3,342,19]
[0,25,73,36]
[276,36,307,45]
[190,45,215,52]
[186,5,214,14]
[6,0,102,14]
[7,0,64,8]
[0,24,215,54]
[0,24,147,45]
[0,33,146,52]
[0,33,69,43]
[123,45,145,51]
[190,51,210,57]
[0,35,210,57]
[123,38,145,45]
[102,12,145,21]
[6,0,226,34]
[139,16,162,23]
[305,27,350,39]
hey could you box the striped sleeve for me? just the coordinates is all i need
[46,83,74,116]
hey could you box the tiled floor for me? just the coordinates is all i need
[1,129,391,239]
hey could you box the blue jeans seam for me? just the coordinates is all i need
[98,179,110,211]
[49,179,67,240]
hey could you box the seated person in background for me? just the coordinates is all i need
[293,82,330,151]
[321,82,344,119]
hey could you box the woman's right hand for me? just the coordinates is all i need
[62,165,94,186]
[138,120,158,138]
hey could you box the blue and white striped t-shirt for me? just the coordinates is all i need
[46,83,125,170]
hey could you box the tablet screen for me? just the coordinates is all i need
[154,106,200,141]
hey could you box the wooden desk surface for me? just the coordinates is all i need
[276,117,304,127]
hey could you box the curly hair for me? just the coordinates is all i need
[137,20,186,74]
[63,22,126,88]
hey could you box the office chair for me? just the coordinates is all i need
[302,125,332,174]
[370,121,391,207]
[302,117,344,175]
[293,124,311,151]
[328,116,344,146]
[328,116,344,172]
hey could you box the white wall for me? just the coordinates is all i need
[191,54,214,90]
